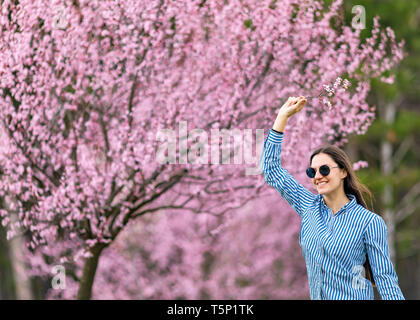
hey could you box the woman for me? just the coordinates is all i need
[260,96,404,300]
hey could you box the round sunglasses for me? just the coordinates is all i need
[306,165,339,178]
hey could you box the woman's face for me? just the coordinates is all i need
[310,153,347,195]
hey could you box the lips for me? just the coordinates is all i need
[317,181,328,187]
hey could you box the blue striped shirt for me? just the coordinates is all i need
[260,129,404,300]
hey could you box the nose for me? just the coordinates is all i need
[314,169,323,180]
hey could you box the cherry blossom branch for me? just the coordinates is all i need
[305,77,352,109]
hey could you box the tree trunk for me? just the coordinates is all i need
[382,183,396,263]
[3,194,33,299]
[77,243,106,300]
[9,225,33,299]
[379,100,397,265]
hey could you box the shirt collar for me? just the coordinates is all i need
[319,193,357,213]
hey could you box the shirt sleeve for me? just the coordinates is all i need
[364,215,405,300]
[259,129,316,217]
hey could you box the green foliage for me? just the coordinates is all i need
[394,110,420,138]
[342,1,420,297]
[243,19,256,31]
[355,109,420,144]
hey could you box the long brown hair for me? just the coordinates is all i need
[310,144,377,287]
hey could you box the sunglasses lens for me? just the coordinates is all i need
[306,168,315,178]
[307,165,332,178]
[319,165,330,176]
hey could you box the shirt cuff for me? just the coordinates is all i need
[271,128,283,134]
[267,128,284,144]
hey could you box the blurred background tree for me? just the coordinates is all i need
[0,0,419,299]
[0,224,15,299]
[342,0,420,299]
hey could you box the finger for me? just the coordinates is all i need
[288,97,297,106]
[298,101,306,108]
[296,100,306,109]
[299,101,306,109]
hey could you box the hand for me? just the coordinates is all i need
[277,96,307,118]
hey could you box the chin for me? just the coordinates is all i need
[317,188,328,195]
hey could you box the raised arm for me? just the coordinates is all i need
[260,96,316,217]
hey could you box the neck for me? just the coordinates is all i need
[322,190,350,215]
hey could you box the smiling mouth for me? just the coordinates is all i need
[317,182,328,187]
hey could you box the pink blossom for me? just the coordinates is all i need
[353,160,369,171]
[380,75,395,84]
[342,79,351,89]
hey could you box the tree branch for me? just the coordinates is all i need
[2,119,60,188]
[392,135,413,169]
[395,197,420,223]
[395,180,420,223]
[131,194,196,219]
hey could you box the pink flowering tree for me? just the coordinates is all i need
[0,0,403,299]
[43,196,309,299]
